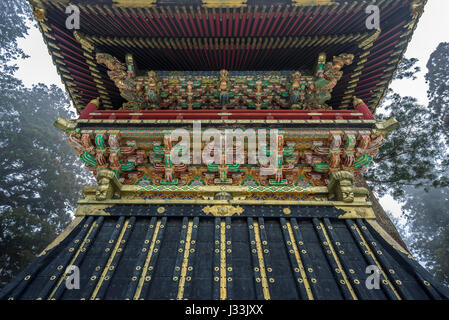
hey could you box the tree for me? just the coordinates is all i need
[393,43,449,286]
[426,42,449,143]
[401,187,449,285]
[364,52,449,285]
[365,58,448,199]
[0,81,92,288]
[0,0,90,288]
[0,207,60,286]
[0,0,32,76]
[394,57,421,80]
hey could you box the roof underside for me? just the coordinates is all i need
[30,0,424,112]
[1,205,448,300]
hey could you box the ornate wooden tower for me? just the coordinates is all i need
[2,0,448,300]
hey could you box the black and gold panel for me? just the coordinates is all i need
[1,205,448,300]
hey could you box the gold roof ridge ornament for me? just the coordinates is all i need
[293,0,337,6]
[202,0,247,8]
[202,205,244,217]
[112,0,157,7]
[53,117,76,132]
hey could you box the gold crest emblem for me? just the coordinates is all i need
[202,205,244,217]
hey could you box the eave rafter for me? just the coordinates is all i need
[28,0,425,113]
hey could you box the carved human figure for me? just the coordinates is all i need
[328,134,342,171]
[366,133,385,155]
[108,133,120,149]
[323,53,354,91]
[342,134,356,168]
[108,133,121,173]
[274,135,285,183]
[218,154,228,183]
[95,151,106,167]
[81,134,95,153]
[316,53,326,78]
[165,166,174,182]
[125,54,135,78]
[95,133,108,167]
[144,70,160,106]
[108,151,121,172]
[343,152,355,168]
[218,69,230,107]
[289,71,303,105]
[67,131,85,154]
[357,134,372,156]
[163,135,174,182]
[96,53,149,110]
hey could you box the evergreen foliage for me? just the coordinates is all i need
[365,53,449,285]
[0,0,89,288]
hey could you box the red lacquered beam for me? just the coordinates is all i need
[84,109,359,115]
[354,101,375,120]
[80,109,372,121]
[79,99,100,119]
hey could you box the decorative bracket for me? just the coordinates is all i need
[328,171,368,203]
[54,117,77,132]
[95,168,122,201]
[375,117,399,136]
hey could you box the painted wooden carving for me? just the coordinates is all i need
[95,52,353,111]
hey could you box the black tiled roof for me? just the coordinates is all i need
[1,205,448,300]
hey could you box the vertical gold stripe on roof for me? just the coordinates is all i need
[319,221,358,300]
[220,220,227,300]
[48,219,97,300]
[286,221,314,300]
[353,223,402,300]
[253,221,271,300]
[177,219,194,300]
[133,218,161,300]
[91,218,129,300]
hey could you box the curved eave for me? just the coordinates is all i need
[29,0,426,113]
